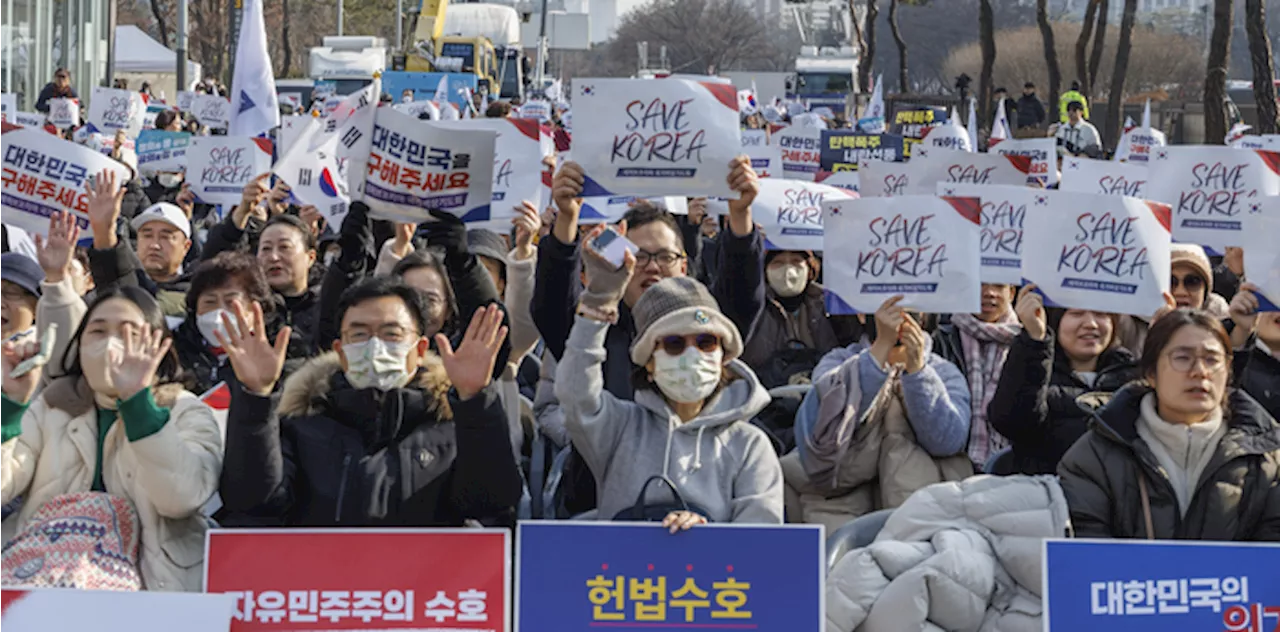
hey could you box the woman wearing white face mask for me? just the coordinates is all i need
[740,250,844,388]
[556,227,784,530]
[1,286,222,591]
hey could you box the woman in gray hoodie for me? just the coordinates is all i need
[555,226,784,530]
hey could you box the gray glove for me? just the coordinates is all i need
[579,241,634,312]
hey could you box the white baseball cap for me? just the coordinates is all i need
[131,202,191,238]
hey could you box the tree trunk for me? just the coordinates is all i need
[1246,0,1279,133]
[1205,0,1235,144]
[859,0,879,94]
[1088,0,1109,95]
[1038,0,1062,129]
[1075,0,1099,95]
[150,0,171,47]
[889,0,908,92]
[1105,0,1138,150]
[978,0,996,130]
[281,0,292,76]
[850,0,866,83]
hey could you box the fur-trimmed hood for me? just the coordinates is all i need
[277,351,454,421]
[42,376,188,418]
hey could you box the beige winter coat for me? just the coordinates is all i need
[787,363,973,533]
[1,378,222,591]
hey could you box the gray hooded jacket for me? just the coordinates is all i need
[556,317,784,523]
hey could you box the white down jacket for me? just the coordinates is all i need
[825,475,1069,632]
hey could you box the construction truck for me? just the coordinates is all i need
[403,0,522,99]
[309,36,388,97]
[787,45,858,115]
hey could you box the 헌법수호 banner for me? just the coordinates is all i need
[822,194,982,314]
[1019,190,1172,317]
[571,77,741,198]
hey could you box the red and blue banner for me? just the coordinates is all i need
[515,522,823,632]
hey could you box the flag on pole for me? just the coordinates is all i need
[857,74,885,134]
[1141,99,1152,129]
[1123,116,1137,135]
[228,0,279,137]
[967,96,978,151]
[1226,121,1253,145]
[990,97,1012,144]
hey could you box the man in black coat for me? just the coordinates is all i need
[34,68,77,113]
[1016,82,1047,130]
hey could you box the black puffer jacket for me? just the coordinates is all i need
[1059,384,1280,540]
[219,352,523,526]
[1236,340,1280,419]
[987,330,1140,474]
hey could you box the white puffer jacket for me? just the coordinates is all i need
[825,475,1069,632]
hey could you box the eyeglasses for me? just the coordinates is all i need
[1166,350,1226,373]
[659,334,720,356]
[342,324,419,345]
[635,249,685,269]
[1170,274,1205,292]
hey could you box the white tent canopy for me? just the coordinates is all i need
[113,25,202,79]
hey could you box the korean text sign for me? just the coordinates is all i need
[188,136,274,207]
[516,522,823,632]
[1144,146,1280,250]
[909,146,1031,194]
[750,178,855,252]
[205,528,510,632]
[1,126,132,240]
[1060,157,1148,199]
[822,195,982,314]
[818,131,905,172]
[437,117,546,220]
[936,183,1037,286]
[1044,539,1280,632]
[775,126,823,181]
[360,108,496,223]
[136,130,193,175]
[990,137,1058,186]
[572,77,740,198]
[1020,190,1171,317]
[891,105,947,157]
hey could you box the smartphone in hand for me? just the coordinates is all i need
[590,227,638,270]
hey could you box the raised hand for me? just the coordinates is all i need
[85,169,125,249]
[434,304,508,401]
[2,338,44,405]
[1229,282,1262,343]
[1015,284,1047,341]
[687,197,708,227]
[216,301,292,396]
[391,221,416,259]
[298,205,324,237]
[511,200,540,261]
[109,324,172,401]
[662,510,707,534]
[267,180,292,216]
[551,161,585,243]
[899,314,927,374]
[34,211,81,283]
[175,183,196,217]
[234,173,271,229]
[578,223,637,316]
[424,210,469,263]
[725,155,759,235]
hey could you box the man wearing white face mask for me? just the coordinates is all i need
[557,230,783,529]
[219,276,523,526]
[740,250,843,388]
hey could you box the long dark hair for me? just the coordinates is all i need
[61,287,183,385]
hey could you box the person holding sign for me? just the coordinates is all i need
[1229,284,1280,418]
[555,246,783,526]
[219,279,523,526]
[2,286,223,591]
[740,250,845,389]
[1058,309,1280,540]
[34,68,77,114]
[986,286,1141,475]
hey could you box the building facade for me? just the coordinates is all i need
[2,0,111,110]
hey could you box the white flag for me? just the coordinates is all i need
[327,79,380,198]
[229,0,280,137]
[275,117,349,226]
[857,74,885,134]
[967,97,978,151]
[990,98,1011,143]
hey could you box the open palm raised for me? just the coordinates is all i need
[435,304,508,402]
[216,302,292,396]
[110,324,172,401]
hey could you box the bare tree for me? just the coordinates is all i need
[1074,0,1099,94]
[1105,0,1138,149]
[150,0,171,47]
[1246,0,1279,133]
[1037,0,1062,128]
[979,0,996,128]
[860,0,880,93]
[889,0,909,92]
[1206,0,1235,144]
[1088,0,1109,95]
[280,0,292,77]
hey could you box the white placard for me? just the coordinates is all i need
[921,116,973,152]
[0,127,132,240]
[580,195,688,223]
[746,143,783,179]
[775,126,822,181]
[192,93,231,130]
[360,107,496,223]
[520,99,552,122]
[187,136,274,206]
[815,170,860,193]
[86,86,145,137]
[908,146,1032,194]
[1020,190,1172,317]
[1060,157,1149,198]
[11,112,46,129]
[1,93,16,119]
[823,195,982,314]
[1,588,236,631]
[274,117,350,226]
[47,98,80,129]
[1115,126,1167,163]
[277,115,311,160]
[936,183,1038,285]
[176,90,195,111]
[1144,146,1280,249]
[572,77,740,198]
[990,137,1057,186]
[741,129,767,148]
[856,160,923,198]
[1243,198,1280,311]
[751,178,855,252]
[437,117,546,220]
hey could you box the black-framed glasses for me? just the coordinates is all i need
[660,334,720,356]
[635,249,685,268]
